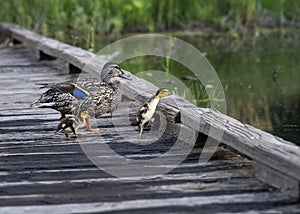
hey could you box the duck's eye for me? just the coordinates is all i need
[114,65,120,69]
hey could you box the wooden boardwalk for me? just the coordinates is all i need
[0,24,300,213]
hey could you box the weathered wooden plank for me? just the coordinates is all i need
[0,147,250,171]
[254,161,300,199]
[0,192,293,214]
[0,169,257,191]
[0,183,273,207]
[0,160,251,183]
[180,107,300,182]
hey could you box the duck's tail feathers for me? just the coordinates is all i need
[30,101,56,108]
[35,83,49,89]
[35,83,90,99]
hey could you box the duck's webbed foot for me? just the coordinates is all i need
[85,118,101,132]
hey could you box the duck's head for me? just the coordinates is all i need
[156,88,170,98]
[101,62,131,83]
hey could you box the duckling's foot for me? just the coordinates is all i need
[139,124,143,139]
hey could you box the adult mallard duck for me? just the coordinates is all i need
[136,88,170,138]
[72,63,132,131]
[55,111,89,139]
[31,62,131,131]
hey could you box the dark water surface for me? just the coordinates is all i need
[209,50,300,145]
[94,33,300,145]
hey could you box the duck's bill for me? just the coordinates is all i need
[120,71,132,80]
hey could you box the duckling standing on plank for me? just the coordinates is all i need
[136,88,170,138]
[55,111,89,139]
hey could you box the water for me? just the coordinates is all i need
[209,50,300,144]
[94,32,300,145]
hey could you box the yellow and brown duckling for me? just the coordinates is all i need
[55,111,89,139]
[136,88,170,138]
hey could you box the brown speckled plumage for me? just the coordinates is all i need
[73,82,120,118]
[30,88,79,114]
[31,62,131,121]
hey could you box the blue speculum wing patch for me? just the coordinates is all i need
[71,90,89,99]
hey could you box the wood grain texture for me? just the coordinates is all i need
[0,23,299,212]
[0,192,296,214]
[1,23,299,178]
[0,46,294,212]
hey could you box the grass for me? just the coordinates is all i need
[1,0,300,49]
[121,55,223,108]
[163,37,176,76]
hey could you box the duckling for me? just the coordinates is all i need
[55,111,89,139]
[31,62,131,130]
[136,88,170,138]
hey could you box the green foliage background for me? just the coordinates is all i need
[1,0,299,40]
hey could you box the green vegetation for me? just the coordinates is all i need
[1,0,300,49]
